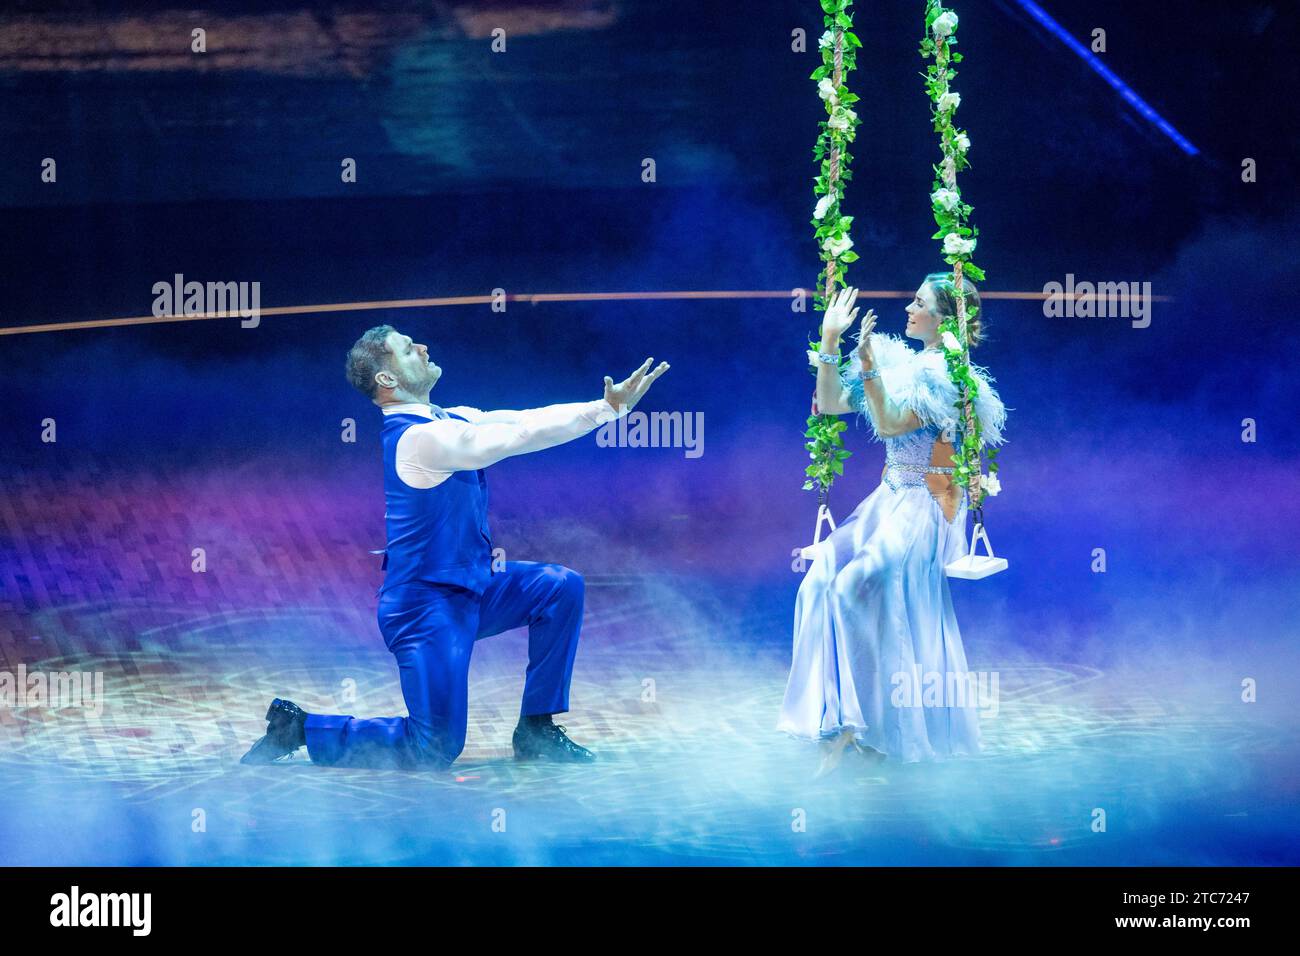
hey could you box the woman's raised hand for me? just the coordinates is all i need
[856,306,878,368]
[821,286,860,343]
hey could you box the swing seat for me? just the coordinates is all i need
[945,522,1008,579]
[799,504,837,563]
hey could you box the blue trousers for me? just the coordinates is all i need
[304,561,585,770]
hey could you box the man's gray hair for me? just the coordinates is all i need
[345,325,397,399]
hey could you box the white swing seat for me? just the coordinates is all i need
[945,521,1008,579]
[799,503,837,562]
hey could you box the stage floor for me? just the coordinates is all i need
[1,574,1294,866]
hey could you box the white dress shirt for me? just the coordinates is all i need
[383,399,624,489]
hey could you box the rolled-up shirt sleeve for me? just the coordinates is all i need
[398,400,623,481]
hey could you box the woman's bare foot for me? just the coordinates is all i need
[814,729,857,778]
[851,740,887,763]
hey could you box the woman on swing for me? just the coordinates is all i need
[778,276,1007,768]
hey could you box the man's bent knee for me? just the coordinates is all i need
[543,564,584,600]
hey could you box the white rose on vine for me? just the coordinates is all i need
[938,91,961,114]
[941,330,962,352]
[954,131,971,153]
[823,234,854,257]
[979,472,1001,496]
[931,11,959,39]
[817,78,838,104]
[814,194,834,220]
[943,233,976,256]
[818,30,834,50]
[828,107,857,130]
[931,188,960,212]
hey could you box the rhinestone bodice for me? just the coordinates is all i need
[882,424,957,492]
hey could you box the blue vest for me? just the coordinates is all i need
[378,410,493,594]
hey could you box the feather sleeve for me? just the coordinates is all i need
[842,333,1008,445]
[967,359,1008,446]
[839,333,918,442]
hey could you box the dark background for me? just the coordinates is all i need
[1,0,1297,634]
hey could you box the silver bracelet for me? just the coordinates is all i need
[861,367,882,381]
[814,349,842,366]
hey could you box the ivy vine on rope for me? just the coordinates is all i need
[803,0,861,499]
[803,0,998,510]
[920,0,999,506]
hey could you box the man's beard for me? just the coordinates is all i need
[403,364,438,393]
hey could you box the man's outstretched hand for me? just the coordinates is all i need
[604,357,670,414]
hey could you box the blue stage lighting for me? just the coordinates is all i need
[1012,0,1200,156]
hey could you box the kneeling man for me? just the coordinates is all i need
[241,325,669,769]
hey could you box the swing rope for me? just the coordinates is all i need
[806,2,997,545]
[821,34,846,309]
[818,21,847,514]
[803,0,861,511]
[951,246,984,514]
[923,1,995,516]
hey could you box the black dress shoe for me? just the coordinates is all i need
[512,718,595,763]
[239,698,308,765]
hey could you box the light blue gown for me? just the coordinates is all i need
[778,334,1007,762]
